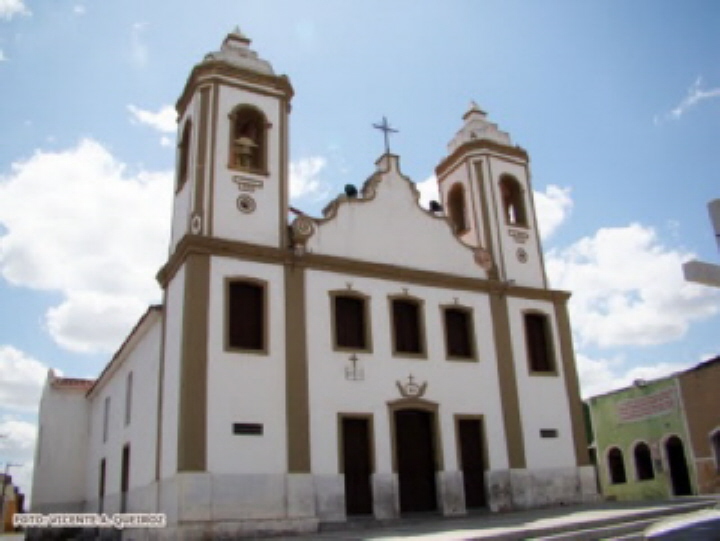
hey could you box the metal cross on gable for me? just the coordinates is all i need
[373,116,398,155]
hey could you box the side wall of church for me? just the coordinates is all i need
[85,315,162,514]
[31,386,89,512]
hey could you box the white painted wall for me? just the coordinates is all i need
[160,268,185,478]
[31,379,89,511]
[205,256,287,474]
[210,86,284,248]
[485,158,546,289]
[507,297,576,468]
[305,269,510,476]
[85,310,162,511]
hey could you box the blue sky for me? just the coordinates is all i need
[0,0,719,497]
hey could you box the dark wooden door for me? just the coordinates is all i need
[342,418,373,515]
[120,444,130,512]
[666,436,692,496]
[395,409,437,513]
[458,419,486,508]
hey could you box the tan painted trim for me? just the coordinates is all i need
[473,160,499,281]
[436,139,528,178]
[553,297,591,466]
[487,159,507,281]
[177,253,210,471]
[489,291,526,468]
[176,62,294,117]
[337,413,376,474]
[387,293,428,359]
[193,86,211,234]
[279,96,289,250]
[523,162,549,289]
[157,235,572,304]
[522,309,559,377]
[438,149,528,184]
[463,161,482,248]
[387,398,444,472]
[454,414,489,470]
[155,292,168,481]
[223,276,270,355]
[439,304,478,362]
[328,289,373,353]
[285,265,310,472]
[208,82,219,238]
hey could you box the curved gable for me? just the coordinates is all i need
[303,155,487,279]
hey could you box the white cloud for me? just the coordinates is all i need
[547,223,720,348]
[0,139,172,353]
[0,0,30,20]
[577,353,694,399]
[127,104,176,134]
[415,175,439,208]
[46,292,149,353]
[130,22,149,68]
[0,49,6,62]
[655,76,720,124]
[534,184,572,240]
[0,415,37,499]
[73,4,85,15]
[0,346,48,413]
[290,156,329,201]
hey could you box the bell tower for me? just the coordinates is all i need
[170,28,294,253]
[436,103,548,289]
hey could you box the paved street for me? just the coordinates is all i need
[282,497,719,540]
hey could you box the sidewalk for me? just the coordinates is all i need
[284,497,719,540]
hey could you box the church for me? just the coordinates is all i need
[30,29,596,539]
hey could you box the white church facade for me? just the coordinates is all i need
[31,30,596,539]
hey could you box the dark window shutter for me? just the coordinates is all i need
[445,308,472,358]
[393,300,422,354]
[525,313,552,371]
[228,282,264,350]
[335,296,366,349]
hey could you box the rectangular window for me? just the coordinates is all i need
[524,313,555,373]
[334,295,368,350]
[103,396,110,443]
[125,372,133,426]
[540,429,558,438]
[227,280,265,351]
[391,298,424,355]
[444,307,474,359]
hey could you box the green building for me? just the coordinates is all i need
[588,376,695,501]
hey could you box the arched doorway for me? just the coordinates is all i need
[394,409,438,513]
[665,436,692,496]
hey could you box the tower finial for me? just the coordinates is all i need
[463,101,487,120]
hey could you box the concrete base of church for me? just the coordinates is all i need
[487,466,599,512]
[28,467,598,540]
